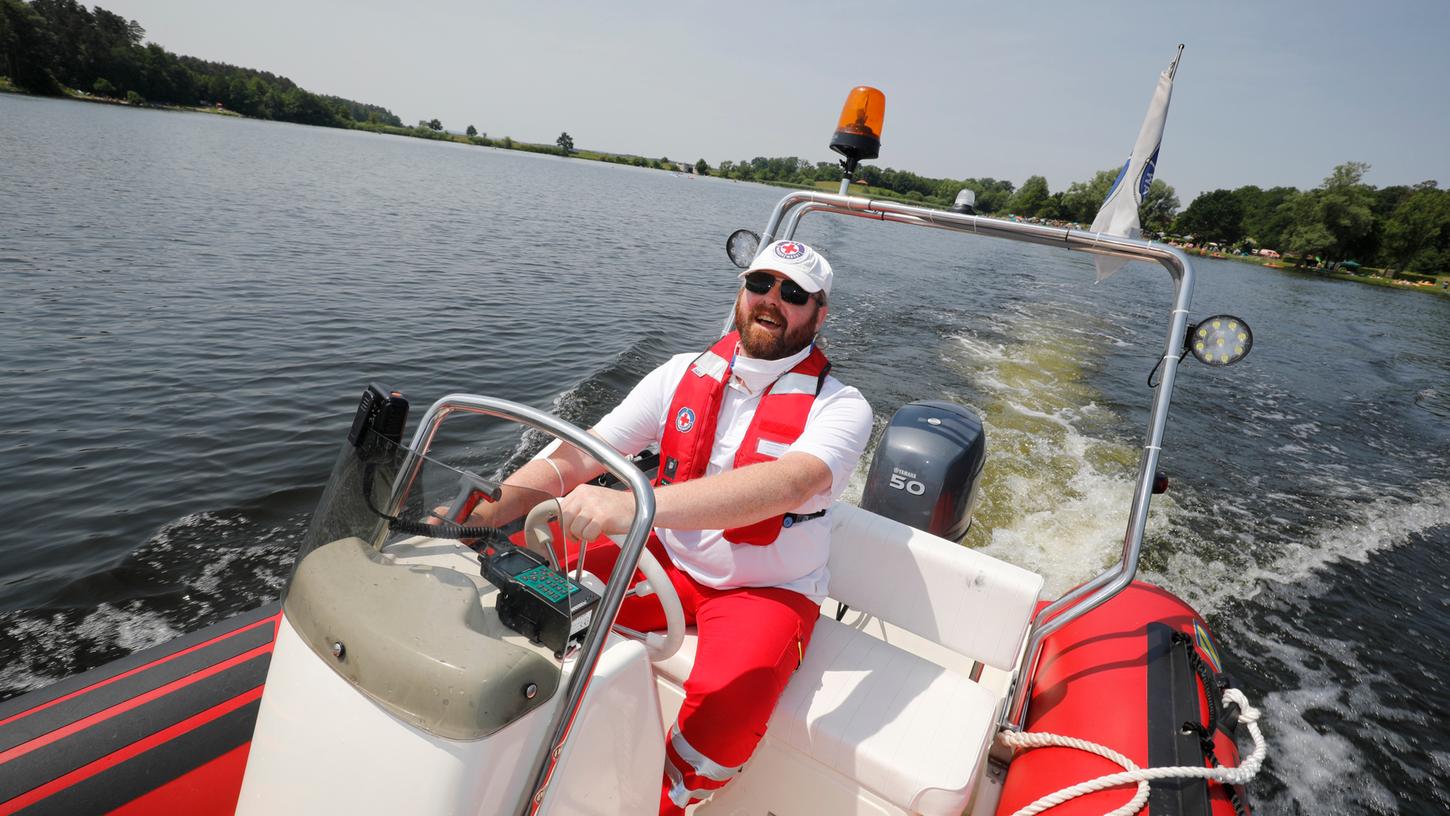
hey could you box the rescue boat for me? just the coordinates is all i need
[0,85,1266,816]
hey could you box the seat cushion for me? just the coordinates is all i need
[654,616,999,815]
[769,617,998,813]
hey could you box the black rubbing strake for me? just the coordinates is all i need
[0,654,268,800]
[14,699,261,816]
[0,616,275,754]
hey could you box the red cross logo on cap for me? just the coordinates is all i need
[775,241,807,260]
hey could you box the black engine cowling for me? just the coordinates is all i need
[860,400,986,541]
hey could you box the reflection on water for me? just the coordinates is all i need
[3,94,1450,814]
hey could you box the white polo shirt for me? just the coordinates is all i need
[592,342,873,601]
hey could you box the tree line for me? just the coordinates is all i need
[0,0,400,128]
[700,157,1181,233]
[704,156,1446,274]
[1172,163,1446,275]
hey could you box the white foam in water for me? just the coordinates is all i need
[1149,484,1450,615]
[75,601,182,653]
[0,602,181,697]
[938,312,1167,597]
[1234,625,1405,813]
[981,465,1166,597]
[140,511,297,609]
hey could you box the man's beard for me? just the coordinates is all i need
[734,296,817,360]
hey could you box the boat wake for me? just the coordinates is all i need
[934,302,1450,815]
[0,509,300,700]
[1147,483,1450,615]
[1211,494,1450,815]
[935,306,1175,598]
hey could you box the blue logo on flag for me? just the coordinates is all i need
[1138,146,1161,198]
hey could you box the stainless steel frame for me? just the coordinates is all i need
[403,395,657,815]
[763,191,1195,732]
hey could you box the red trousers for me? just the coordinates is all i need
[569,535,819,816]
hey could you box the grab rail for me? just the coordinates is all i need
[763,191,1195,731]
[404,395,656,815]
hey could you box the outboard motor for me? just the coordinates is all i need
[860,400,986,540]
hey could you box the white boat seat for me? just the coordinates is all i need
[777,617,998,813]
[649,505,1041,814]
[654,620,998,814]
[826,502,1042,671]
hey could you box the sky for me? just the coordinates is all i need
[93,0,1450,203]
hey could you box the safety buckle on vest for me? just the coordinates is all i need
[781,509,827,528]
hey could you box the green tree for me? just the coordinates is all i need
[465,124,477,137]
[1140,179,1180,234]
[1060,168,1120,224]
[0,0,61,93]
[1174,189,1244,244]
[427,118,442,131]
[501,136,513,149]
[1316,161,1375,260]
[556,131,574,155]
[1381,184,1450,273]
[1236,185,1298,250]
[1274,163,1377,263]
[1040,192,1069,221]
[695,158,710,176]
[965,178,1015,214]
[2,0,383,128]
[1281,192,1334,261]
[1007,175,1051,217]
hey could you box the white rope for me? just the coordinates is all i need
[997,687,1266,816]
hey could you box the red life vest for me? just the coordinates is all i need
[656,331,832,545]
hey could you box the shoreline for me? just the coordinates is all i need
[0,83,934,203]
[5,85,1446,300]
[1180,248,1450,299]
[2,82,244,118]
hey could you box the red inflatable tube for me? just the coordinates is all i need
[996,581,1248,816]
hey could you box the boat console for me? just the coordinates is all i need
[233,383,1045,816]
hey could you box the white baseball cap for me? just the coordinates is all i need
[740,240,833,297]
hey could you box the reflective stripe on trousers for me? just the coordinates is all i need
[664,724,744,808]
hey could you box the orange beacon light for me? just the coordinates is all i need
[829,86,885,162]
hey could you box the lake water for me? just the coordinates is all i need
[3,94,1449,814]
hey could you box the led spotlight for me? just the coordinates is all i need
[1187,315,1253,366]
[726,229,761,269]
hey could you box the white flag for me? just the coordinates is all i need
[1091,47,1181,281]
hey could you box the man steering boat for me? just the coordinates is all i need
[470,239,871,814]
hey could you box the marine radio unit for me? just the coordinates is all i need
[481,546,600,656]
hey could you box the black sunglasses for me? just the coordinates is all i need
[743,272,817,306]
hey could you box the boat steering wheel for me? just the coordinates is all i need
[522,500,685,662]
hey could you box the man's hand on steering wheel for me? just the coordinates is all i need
[558,484,636,542]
